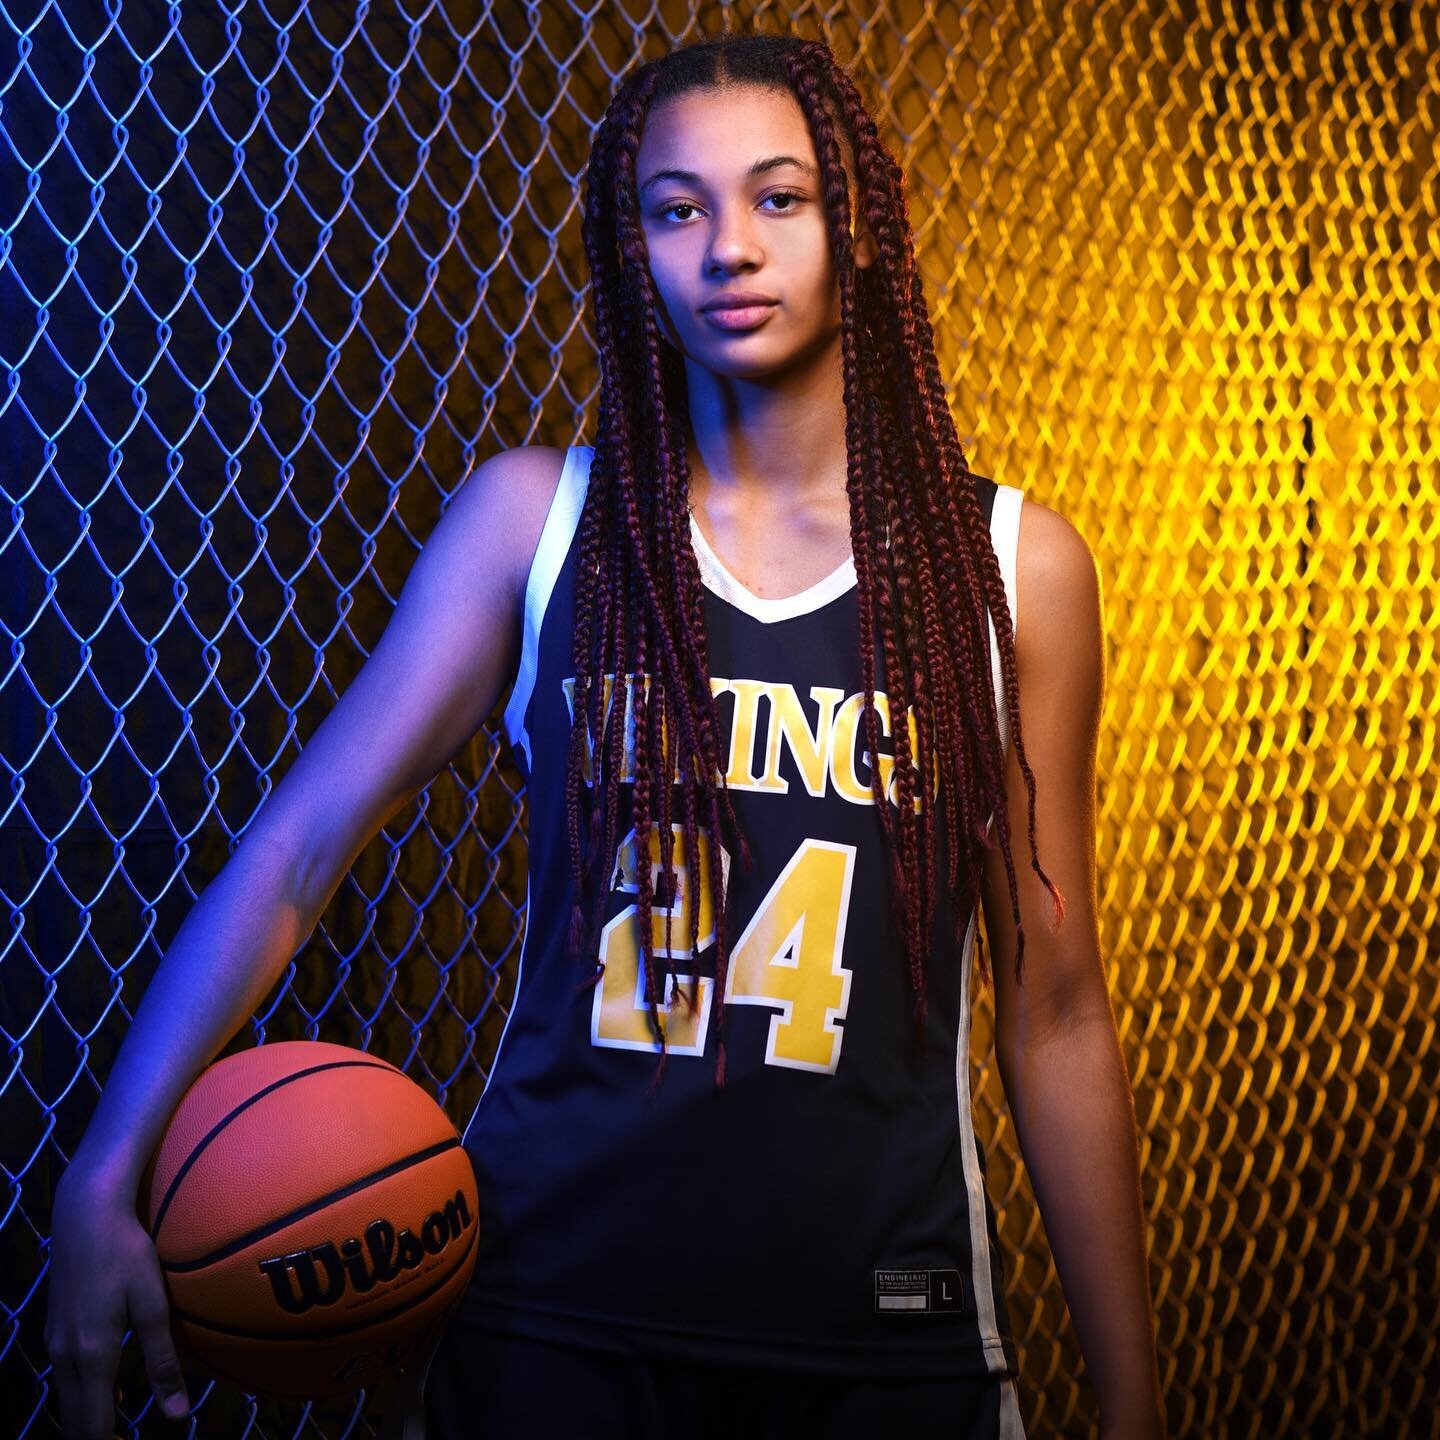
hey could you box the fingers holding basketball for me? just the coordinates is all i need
[45,1174,169,1440]
[126,1240,192,1421]
[45,1325,121,1440]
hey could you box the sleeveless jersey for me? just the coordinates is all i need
[456,443,1025,1380]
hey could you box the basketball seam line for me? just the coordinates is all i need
[161,1136,462,1273]
[162,1134,460,1272]
[148,1057,400,1242]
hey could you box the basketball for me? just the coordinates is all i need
[137,1040,480,1400]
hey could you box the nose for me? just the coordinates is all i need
[704,204,764,272]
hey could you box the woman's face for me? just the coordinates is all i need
[633,83,875,379]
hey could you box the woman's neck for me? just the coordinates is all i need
[681,328,850,506]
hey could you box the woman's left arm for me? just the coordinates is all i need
[979,500,1167,1440]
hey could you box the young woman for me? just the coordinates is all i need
[45,32,1165,1440]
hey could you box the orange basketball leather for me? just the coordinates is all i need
[139,1040,480,1400]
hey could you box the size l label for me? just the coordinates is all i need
[874,1267,967,1315]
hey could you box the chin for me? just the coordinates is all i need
[685,331,825,379]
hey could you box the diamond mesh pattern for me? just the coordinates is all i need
[2,3,1435,1436]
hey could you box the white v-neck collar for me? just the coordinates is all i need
[688,511,857,624]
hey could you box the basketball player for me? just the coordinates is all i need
[45,33,1165,1440]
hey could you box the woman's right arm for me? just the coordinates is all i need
[44,444,567,1439]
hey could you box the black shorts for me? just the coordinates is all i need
[391,1314,1027,1440]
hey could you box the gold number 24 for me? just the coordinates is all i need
[590,823,857,1075]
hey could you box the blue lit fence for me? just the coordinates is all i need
[2,4,1436,1438]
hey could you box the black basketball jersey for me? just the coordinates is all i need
[456,443,1025,1380]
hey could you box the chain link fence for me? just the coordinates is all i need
[2,1,1435,1436]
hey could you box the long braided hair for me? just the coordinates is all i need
[565,32,1065,1091]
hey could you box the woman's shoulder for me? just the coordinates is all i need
[459,442,572,508]
[963,470,1092,593]
[1010,492,1096,595]
[441,444,574,602]
[1006,491,1103,690]
[476,441,573,492]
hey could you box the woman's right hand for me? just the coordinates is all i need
[44,1164,191,1438]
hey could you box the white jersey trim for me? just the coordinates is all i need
[1000,1374,1028,1436]
[689,510,858,623]
[956,906,1013,1372]
[987,483,1023,758]
[957,480,1024,1378]
[502,444,592,773]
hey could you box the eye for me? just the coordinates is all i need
[653,190,809,224]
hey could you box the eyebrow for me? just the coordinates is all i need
[637,154,818,198]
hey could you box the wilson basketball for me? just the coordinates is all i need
[138,1040,480,1400]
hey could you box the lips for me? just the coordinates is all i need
[700,291,778,311]
[701,300,779,331]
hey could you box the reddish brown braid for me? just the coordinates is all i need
[814,50,1069,981]
[565,33,1064,1091]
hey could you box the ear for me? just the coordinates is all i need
[852,220,878,269]
[848,186,878,269]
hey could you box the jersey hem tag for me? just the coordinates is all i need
[873,1267,967,1315]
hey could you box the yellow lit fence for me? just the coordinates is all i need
[1,2,1434,1436]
